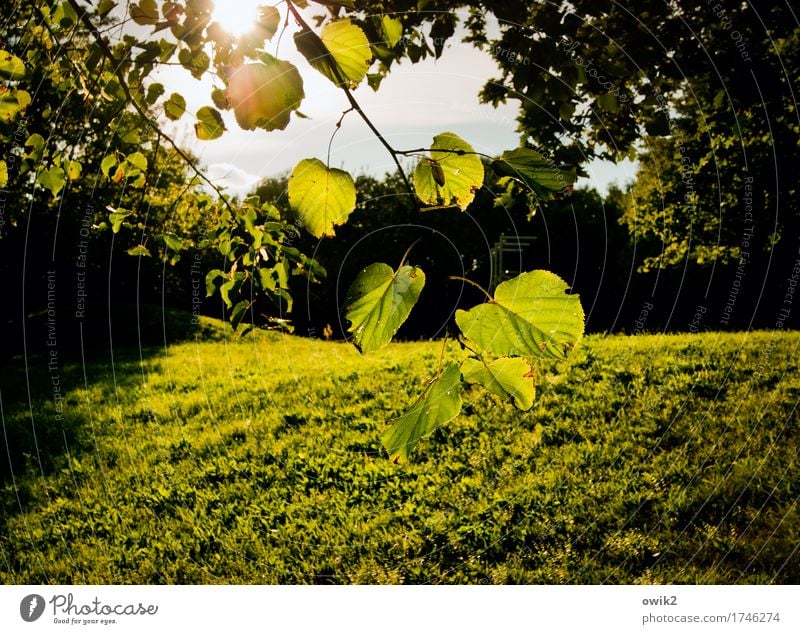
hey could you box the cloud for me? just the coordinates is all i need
[205,163,261,199]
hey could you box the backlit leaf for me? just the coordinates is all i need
[345,262,425,353]
[194,105,225,140]
[455,270,584,360]
[0,50,25,80]
[227,58,304,131]
[164,92,186,120]
[380,15,403,47]
[127,244,151,257]
[100,155,117,178]
[383,363,462,462]
[256,6,280,39]
[294,19,371,87]
[413,132,484,210]
[0,90,25,123]
[288,158,356,238]
[37,166,66,197]
[130,0,158,25]
[0,160,7,188]
[108,207,132,233]
[125,151,148,172]
[66,160,81,180]
[461,356,535,410]
[491,147,576,199]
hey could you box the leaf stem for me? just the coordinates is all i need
[66,0,236,215]
[285,0,417,205]
[436,331,449,377]
[327,106,354,167]
[397,238,422,269]
[448,275,494,302]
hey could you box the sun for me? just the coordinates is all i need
[211,0,271,37]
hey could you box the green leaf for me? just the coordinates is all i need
[345,262,425,353]
[37,166,66,197]
[125,151,148,172]
[294,20,371,87]
[108,208,132,233]
[24,133,44,157]
[130,0,158,25]
[164,92,186,120]
[210,87,228,110]
[230,300,250,329]
[66,160,82,181]
[161,234,183,251]
[455,270,584,360]
[127,245,151,257]
[0,50,25,80]
[145,82,165,105]
[206,269,226,297]
[219,278,238,308]
[227,59,304,131]
[461,356,535,410]
[413,132,484,210]
[100,155,117,178]
[0,90,25,123]
[383,363,462,463]
[287,158,356,238]
[491,147,576,199]
[97,0,116,18]
[380,15,403,47]
[256,6,280,40]
[194,106,226,140]
[0,160,7,188]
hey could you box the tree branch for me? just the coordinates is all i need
[285,0,416,202]
[66,0,235,214]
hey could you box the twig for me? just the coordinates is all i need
[66,0,236,215]
[285,0,416,201]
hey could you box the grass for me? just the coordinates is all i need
[1,327,798,584]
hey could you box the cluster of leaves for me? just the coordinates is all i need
[3,0,585,460]
[346,263,584,461]
[202,198,326,331]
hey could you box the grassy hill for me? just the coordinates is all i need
[1,328,798,583]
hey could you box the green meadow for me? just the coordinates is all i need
[1,326,798,583]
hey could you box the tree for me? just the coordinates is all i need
[457,1,798,274]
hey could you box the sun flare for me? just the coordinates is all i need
[211,0,271,37]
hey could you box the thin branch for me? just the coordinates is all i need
[66,0,236,214]
[396,147,497,162]
[285,0,416,201]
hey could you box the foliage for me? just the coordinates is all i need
[1,329,798,583]
[456,1,798,269]
[0,0,590,460]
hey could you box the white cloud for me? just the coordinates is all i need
[205,163,260,199]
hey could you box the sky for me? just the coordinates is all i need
[152,2,637,198]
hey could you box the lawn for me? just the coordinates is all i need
[1,326,798,583]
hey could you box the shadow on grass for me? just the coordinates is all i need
[0,304,229,525]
